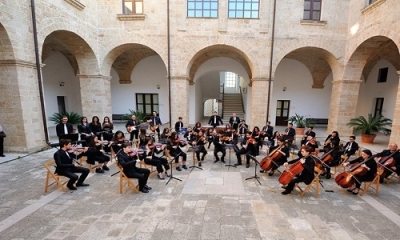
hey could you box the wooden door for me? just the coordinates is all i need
[275,100,290,126]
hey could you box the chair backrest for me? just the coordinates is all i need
[44,159,56,171]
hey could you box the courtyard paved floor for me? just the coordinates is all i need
[0,124,399,239]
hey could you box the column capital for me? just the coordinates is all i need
[396,70,400,76]
[77,74,112,81]
[170,75,190,81]
[331,79,363,85]
[0,59,38,68]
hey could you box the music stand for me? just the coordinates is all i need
[189,146,203,172]
[224,144,237,170]
[166,152,183,185]
[245,154,262,185]
[59,133,79,143]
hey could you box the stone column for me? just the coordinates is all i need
[389,71,400,144]
[0,60,46,153]
[328,79,362,136]
[170,76,189,127]
[250,78,269,128]
[78,74,112,119]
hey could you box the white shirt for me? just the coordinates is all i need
[214,116,216,124]
[64,124,68,134]
[0,124,3,132]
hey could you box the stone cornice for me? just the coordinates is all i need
[361,0,386,15]
[119,79,132,84]
[171,76,190,81]
[331,79,363,84]
[300,20,327,26]
[64,0,85,11]
[117,14,146,21]
[77,74,112,81]
[0,59,37,68]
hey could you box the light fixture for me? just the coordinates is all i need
[157,84,160,89]
[283,87,287,91]
[242,87,247,94]
[59,82,65,87]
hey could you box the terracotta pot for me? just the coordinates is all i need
[361,133,376,143]
[296,128,305,135]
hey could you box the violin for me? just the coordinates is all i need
[247,137,257,145]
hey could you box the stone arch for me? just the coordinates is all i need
[187,44,254,84]
[274,46,341,88]
[102,43,167,83]
[0,23,15,60]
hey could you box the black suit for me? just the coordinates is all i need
[285,156,315,191]
[56,123,74,141]
[150,116,162,136]
[54,149,89,188]
[283,127,296,144]
[342,141,359,157]
[175,121,184,133]
[117,151,150,190]
[229,116,240,130]
[126,119,139,140]
[208,115,223,128]
[262,125,274,141]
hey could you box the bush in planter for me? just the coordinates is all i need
[288,113,308,128]
[122,110,146,123]
[347,114,392,143]
[49,112,82,125]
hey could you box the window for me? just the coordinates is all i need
[369,0,378,4]
[303,0,321,21]
[123,0,143,14]
[187,0,218,18]
[136,94,159,116]
[225,72,236,88]
[374,98,384,117]
[228,0,259,19]
[377,67,388,83]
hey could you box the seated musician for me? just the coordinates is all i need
[86,135,110,173]
[125,115,139,141]
[138,129,149,149]
[167,132,187,171]
[160,128,171,144]
[299,136,318,155]
[174,117,184,133]
[213,131,226,163]
[281,145,315,195]
[56,115,74,142]
[300,127,316,146]
[54,139,90,190]
[110,130,127,154]
[282,123,295,145]
[78,116,92,146]
[206,128,215,149]
[251,126,263,156]
[271,131,281,147]
[342,136,359,158]
[374,143,400,182]
[322,131,340,152]
[193,131,208,167]
[102,116,114,141]
[234,131,257,168]
[89,116,102,140]
[144,139,169,179]
[238,120,248,137]
[117,143,151,193]
[324,140,342,179]
[262,121,274,143]
[261,138,289,176]
[184,127,196,146]
[343,149,377,195]
[194,122,202,133]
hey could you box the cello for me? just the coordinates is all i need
[260,145,283,171]
[335,154,375,188]
[320,148,334,164]
[376,150,399,178]
[278,159,304,186]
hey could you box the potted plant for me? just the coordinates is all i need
[347,114,392,143]
[123,109,146,123]
[288,113,308,135]
[49,112,82,133]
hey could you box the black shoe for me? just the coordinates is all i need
[144,185,152,190]
[268,170,274,176]
[221,160,225,163]
[139,188,149,193]
[0,155,5,157]
[165,172,171,177]
[176,166,182,171]
[282,190,291,195]
[157,174,165,180]
[198,162,202,167]
[260,170,265,173]
[246,164,250,168]
[352,189,359,195]
[67,186,77,190]
[281,186,287,189]
[96,168,104,173]
[102,165,110,171]
[214,159,220,163]
[182,165,188,170]
[326,173,331,179]
[76,183,90,187]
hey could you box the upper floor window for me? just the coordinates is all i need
[225,72,237,88]
[377,67,388,83]
[187,0,218,18]
[228,0,259,19]
[303,0,321,21]
[123,0,143,14]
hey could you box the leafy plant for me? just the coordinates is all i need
[347,114,392,135]
[123,109,146,122]
[288,113,309,128]
[49,112,82,125]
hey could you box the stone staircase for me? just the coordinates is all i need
[222,93,244,122]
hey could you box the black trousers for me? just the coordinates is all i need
[214,148,226,160]
[125,168,150,189]
[171,150,187,163]
[0,137,4,155]
[286,175,305,192]
[236,148,251,165]
[130,130,139,141]
[271,159,286,171]
[353,174,376,188]
[58,167,90,188]
[144,157,169,173]
[195,145,207,161]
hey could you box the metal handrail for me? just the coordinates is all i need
[221,83,224,118]
[239,86,245,114]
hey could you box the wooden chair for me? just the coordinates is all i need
[44,159,68,192]
[116,164,140,194]
[360,172,381,196]
[79,156,96,173]
[386,172,400,184]
[295,167,323,197]
[139,159,157,177]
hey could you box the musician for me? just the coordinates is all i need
[0,123,5,157]
[208,111,223,128]
[300,127,316,146]
[234,131,257,168]
[323,140,343,179]
[56,115,73,141]
[102,116,114,141]
[213,131,226,163]
[139,129,152,149]
[322,131,340,152]
[271,131,281,147]
[54,139,90,190]
[262,121,274,142]
[78,117,92,146]
[262,138,289,176]
[193,131,208,167]
[374,143,400,182]
[282,123,296,144]
[342,136,359,158]
[126,115,139,141]
[251,126,263,156]
[229,113,240,131]
[184,127,196,146]
[89,116,102,140]
[160,128,171,144]
[299,136,318,157]
[238,120,248,136]
[167,132,187,171]
[86,135,110,173]
[144,139,169,179]
[117,143,151,193]
[194,122,202,133]
[110,130,127,154]
[281,145,315,195]
[174,117,184,133]
[206,128,215,149]
[150,111,162,138]
[343,149,377,195]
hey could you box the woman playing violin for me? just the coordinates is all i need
[160,127,171,144]
[261,138,289,176]
[343,149,377,195]
[167,132,187,171]
[193,131,208,167]
[234,131,257,168]
[194,122,202,133]
[184,127,196,146]
[86,135,110,173]
[206,128,215,149]
[144,139,170,179]
[110,130,127,154]
[251,126,263,156]
[281,145,315,195]
[78,117,92,146]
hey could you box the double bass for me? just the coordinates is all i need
[278,159,304,185]
[376,150,398,178]
[335,155,375,188]
[260,145,283,171]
